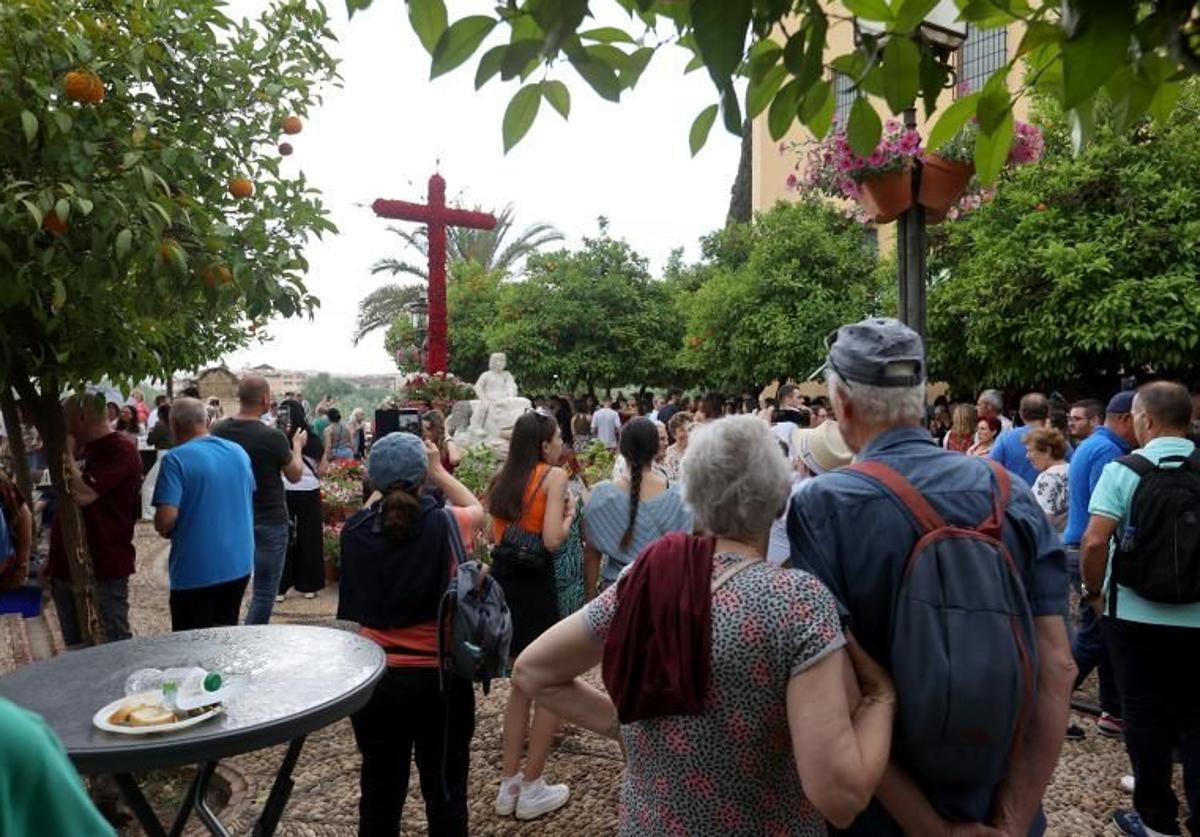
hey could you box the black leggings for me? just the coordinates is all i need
[350,667,475,837]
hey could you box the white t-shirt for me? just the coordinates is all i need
[591,407,621,448]
[767,478,808,565]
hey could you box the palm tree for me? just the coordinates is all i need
[355,205,563,344]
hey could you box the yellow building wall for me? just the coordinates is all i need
[751,5,1029,245]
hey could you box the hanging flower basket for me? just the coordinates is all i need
[919,154,975,224]
[860,168,913,224]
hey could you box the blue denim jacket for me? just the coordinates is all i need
[787,426,1066,835]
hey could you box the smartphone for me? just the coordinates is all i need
[276,410,292,437]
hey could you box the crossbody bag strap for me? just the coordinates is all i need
[510,467,551,531]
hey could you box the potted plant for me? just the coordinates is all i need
[789,118,923,223]
[322,523,342,582]
[919,122,977,223]
[932,119,1045,222]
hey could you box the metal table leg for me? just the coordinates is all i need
[192,761,231,837]
[166,771,200,837]
[114,773,167,837]
[253,736,307,837]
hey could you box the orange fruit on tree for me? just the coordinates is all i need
[228,177,254,199]
[203,265,232,288]
[278,142,293,156]
[86,73,105,104]
[42,213,69,234]
[64,71,93,102]
[159,238,182,265]
[281,115,303,135]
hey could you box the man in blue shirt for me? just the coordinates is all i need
[1063,391,1137,739]
[153,397,255,631]
[1080,381,1200,837]
[991,393,1071,487]
[788,319,1075,836]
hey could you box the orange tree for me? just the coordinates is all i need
[0,0,339,642]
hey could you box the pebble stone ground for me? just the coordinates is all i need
[74,522,1186,836]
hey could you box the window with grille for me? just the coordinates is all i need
[957,25,1008,95]
[833,72,855,126]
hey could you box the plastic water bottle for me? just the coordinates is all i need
[123,667,223,710]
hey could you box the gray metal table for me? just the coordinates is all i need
[0,624,385,837]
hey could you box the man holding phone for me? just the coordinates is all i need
[213,376,307,624]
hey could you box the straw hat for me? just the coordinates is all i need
[792,420,853,475]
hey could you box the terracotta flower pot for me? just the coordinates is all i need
[324,561,339,583]
[919,154,974,224]
[859,168,913,224]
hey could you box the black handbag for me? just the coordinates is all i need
[491,470,552,572]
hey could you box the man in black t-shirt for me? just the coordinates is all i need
[213,376,306,624]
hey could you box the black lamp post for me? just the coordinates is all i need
[857,3,966,339]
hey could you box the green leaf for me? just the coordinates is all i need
[74,197,93,216]
[52,110,72,135]
[881,36,920,114]
[621,47,654,89]
[974,111,1013,186]
[684,54,705,74]
[409,0,448,55]
[925,92,978,152]
[691,0,752,86]
[1017,21,1063,56]
[1148,79,1180,125]
[502,39,543,81]
[345,0,373,17]
[51,277,67,310]
[892,0,940,34]
[1061,9,1135,109]
[798,12,829,93]
[580,27,635,44]
[54,198,70,224]
[474,45,506,89]
[842,0,891,22]
[22,199,42,229]
[502,84,541,152]
[568,52,621,102]
[431,16,497,79]
[799,79,834,138]
[541,80,570,118]
[748,39,783,81]
[689,103,719,156]
[115,228,132,261]
[768,79,802,141]
[20,110,37,144]
[1068,99,1095,154]
[847,96,882,157]
[975,76,1011,133]
[746,64,787,119]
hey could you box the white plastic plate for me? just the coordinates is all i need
[92,692,223,736]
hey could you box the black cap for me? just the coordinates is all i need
[810,318,926,387]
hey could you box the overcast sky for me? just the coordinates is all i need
[220,0,741,376]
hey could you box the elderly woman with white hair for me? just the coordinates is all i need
[514,416,896,836]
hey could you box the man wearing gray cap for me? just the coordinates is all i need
[788,318,1075,836]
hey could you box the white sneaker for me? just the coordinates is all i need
[515,777,569,820]
[303,592,316,600]
[494,772,522,816]
[275,595,285,603]
[1119,774,1135,794]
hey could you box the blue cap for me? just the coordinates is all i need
[1107,391,1135,414]
[367,432,428,490]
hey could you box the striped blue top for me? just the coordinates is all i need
[581,481,692,582]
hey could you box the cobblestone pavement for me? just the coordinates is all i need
[89,522,1185,835]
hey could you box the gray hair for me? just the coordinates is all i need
[680,416,791,541]
[827,368,925,426]
[979,389,1004,411]
[170,397,207,431]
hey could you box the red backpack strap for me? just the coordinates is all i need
[979,460,1011,539]
[847,461,946,535]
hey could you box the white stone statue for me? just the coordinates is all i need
[455,352,530,458]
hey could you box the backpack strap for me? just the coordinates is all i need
[847,461,946,535]
[444,508,469,567]
[978,460,1012,540]
[1116,453,1155,477]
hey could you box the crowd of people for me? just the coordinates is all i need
[3,317,1200,837]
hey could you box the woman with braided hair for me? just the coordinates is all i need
[581,417,692,600]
